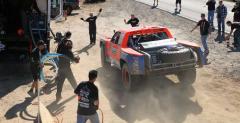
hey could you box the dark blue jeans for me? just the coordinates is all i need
[217,18,225,37]
[208,10,215,27]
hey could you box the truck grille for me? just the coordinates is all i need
[149,53,161,64]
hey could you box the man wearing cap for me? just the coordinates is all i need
[124,14,140,27]
[226,21,240,49]
[55,38,80,101]
[74,70,99,123]
[28,40,47,95]
[81,9,102,45]
[191,14,211,63]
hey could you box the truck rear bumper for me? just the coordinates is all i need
[146,60,196,75]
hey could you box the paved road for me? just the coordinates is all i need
[136,0,235,32]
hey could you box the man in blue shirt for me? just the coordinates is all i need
[216,0,227,42]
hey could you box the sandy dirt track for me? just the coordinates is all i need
[0,0,240,123]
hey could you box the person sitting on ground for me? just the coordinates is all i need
[124,14,139,27]
[28,40,47,95]
[74,70,100,123]
[226,21,240,49]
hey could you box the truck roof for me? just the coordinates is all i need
[119,26,168,33]
[118,26,173,39]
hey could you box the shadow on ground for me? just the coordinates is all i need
[4,97,37,121]
[97,67,202,123]
[74,44,94,55]
[0,63,32,98]
[47,95,76,116]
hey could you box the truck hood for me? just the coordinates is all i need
[140,39,178,49]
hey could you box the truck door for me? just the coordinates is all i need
[110,32,122,68]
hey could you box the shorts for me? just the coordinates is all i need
[176,0,181,4]
[31,63,40,81]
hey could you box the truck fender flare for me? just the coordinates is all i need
[177,40,205,67]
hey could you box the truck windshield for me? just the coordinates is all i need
[130,32,169,44]
[127,32,169,48]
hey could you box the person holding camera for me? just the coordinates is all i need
[55,37,80,101]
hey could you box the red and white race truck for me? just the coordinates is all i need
[100,26,204,91]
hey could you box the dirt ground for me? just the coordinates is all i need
[1,0,240,123]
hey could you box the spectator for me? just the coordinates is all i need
[152,0,159,8]
[81,8,102,45]
[191,14,210,63]
[124,14,140,27]
[57,31,72,53]
[226,21,240,49]
[63,0,68,20]
[175,0,182,12]
[74,70,99,123]
[28,41,47,95]
[206,0,216,30]
[55,38,80,102]
[216,0,227,42]
[232,1,240,22]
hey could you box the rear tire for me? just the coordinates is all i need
[177,68,196,86]
[121,64,140,92]
[101,47,109,68]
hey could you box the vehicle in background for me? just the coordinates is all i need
[100,26,204,91]
[64,0,80,15]
[0,0,62,62]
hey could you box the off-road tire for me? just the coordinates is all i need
[177,68,196,86]
[159,47,193,63]
[121,64,141,92]
[101,47,109,68]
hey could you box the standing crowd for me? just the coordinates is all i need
[27,0,240,123]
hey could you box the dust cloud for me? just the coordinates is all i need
[97,67,202,123]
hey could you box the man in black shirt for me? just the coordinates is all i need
[226,21,240,49]
[57,31,72,53]
[55,39,80,101]
[206,0,216,29]
[28,40,47,95]
[124,14,140,27]
[74,70,99,123]
[232,2,240,22]
[191,14,210,63]
[81,9,102,45]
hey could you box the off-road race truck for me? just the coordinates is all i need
[100,26,204,91]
